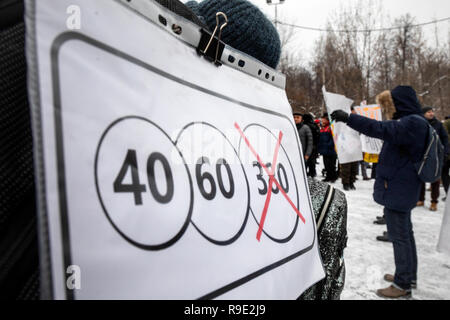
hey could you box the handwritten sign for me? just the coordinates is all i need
[354,105,384,155]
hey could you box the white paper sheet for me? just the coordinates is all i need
[353,105,384,155]
[322,87,363,164]
[438,190,450,256]
[26,0,324,299]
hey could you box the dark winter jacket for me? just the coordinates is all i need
[347,86,429,212]
[318,125,336,157]
[297,123,313,158]
[303,114,320,156]
[428,117,449,156]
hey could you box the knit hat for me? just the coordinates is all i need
[302,114,314,124]
[422,106,433,114]
[185,0,281,69]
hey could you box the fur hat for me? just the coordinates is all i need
[376,90,396,120]
[185,0,281,69]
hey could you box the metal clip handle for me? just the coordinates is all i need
[200,12,228,64]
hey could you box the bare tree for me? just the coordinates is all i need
[277,1,449,120]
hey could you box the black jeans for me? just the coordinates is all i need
[384,207,418,291]
[306,152,317,177]
[360,161,368,179]
[371,163,378,179]
[323,154,337,180]
[442,159,450,195]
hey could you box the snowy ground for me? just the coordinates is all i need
[316,163,450,300]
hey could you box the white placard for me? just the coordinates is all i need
[322,87,363,164]
[353,105,384,155]
[438,189,450,256]
[26,0,324,299]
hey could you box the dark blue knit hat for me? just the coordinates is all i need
[185,0,281,69]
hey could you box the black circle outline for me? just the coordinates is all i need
[175,122,251,246]
[94,116,194,251]
[238,123,300,244]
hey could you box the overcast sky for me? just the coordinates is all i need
[248,0,450,63]
[182,1,449,65]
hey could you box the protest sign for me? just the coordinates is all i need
[354,105,384,155]
[322,87,363,164]
[364,153,379,164]
[26,0,324,299]
[438,190,450,256]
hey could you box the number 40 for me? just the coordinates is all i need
[113,149,174,205]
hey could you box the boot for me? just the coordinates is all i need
[343,184,351,191]
[430,202,438,211]
[416,201,424,207]
[373,217,386,225]
[376,232,391,242]
[350,183,356,190]
[376,285,411,299]
[384,274,417,289]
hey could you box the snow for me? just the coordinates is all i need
[315,163,450,300]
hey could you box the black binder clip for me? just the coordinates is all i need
[197,12,228,66]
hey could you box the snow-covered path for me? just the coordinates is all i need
[316,165,450,300]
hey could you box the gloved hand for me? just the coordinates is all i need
[331,110,349,123]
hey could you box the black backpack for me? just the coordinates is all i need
[0,0,40,300]
[410,115,444,183]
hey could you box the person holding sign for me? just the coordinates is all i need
[331,86,428,299]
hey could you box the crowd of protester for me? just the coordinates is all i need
[295,105,450,212]
[294,90,450,298]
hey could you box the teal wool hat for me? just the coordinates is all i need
[185,0,281,69]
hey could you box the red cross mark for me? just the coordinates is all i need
[234,123,306,242]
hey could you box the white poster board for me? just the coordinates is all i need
[438,189,450,256]
[26,0,324,299]
[322,87,363,164]
[353,105,384,155]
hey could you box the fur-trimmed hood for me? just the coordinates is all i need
[376,90,396,120]
[376,86,422,120]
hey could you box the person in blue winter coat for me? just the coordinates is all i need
[331,86,428,299]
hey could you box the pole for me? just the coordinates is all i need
[266,1,285,29]
[275,4,278,29]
